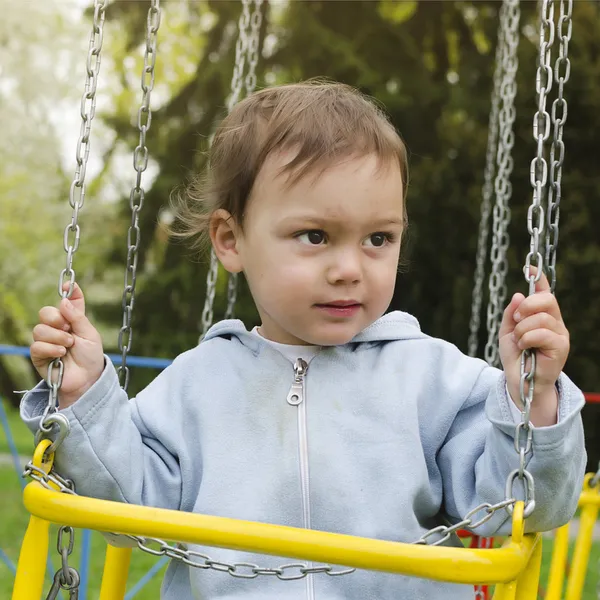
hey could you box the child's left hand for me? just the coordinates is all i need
[498,271,570,426]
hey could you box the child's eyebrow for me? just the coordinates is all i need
[278,215,404,228]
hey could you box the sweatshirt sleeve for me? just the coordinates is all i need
[436,364,586,537]
[20,357,185,511]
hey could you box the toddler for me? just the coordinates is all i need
[22,81,585,600]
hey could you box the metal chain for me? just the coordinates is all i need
[527,0,554,299]
[42,0,107,444]
[25,463,519,582]
[545,0,572,293]
[484,0,520,368]
[503,0,559,521]
[117,0,162,391]
[225,0,252,114]
[46,527,80,600]
[224,0,264,322]
[201,0,264,338]
[36,4,107,598]
[468,7,506,358]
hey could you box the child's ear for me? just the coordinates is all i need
[209,209,243,273]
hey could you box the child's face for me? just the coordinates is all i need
[234,152,404,346]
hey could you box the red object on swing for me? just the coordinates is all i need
[457,530,494,600]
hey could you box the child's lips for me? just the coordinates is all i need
[314,302,362,317]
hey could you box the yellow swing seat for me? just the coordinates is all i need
[13,439,543,600]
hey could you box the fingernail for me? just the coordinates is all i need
[514,311,521,322]
[65,299,73,310]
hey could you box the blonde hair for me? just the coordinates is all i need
[170,80,409,253]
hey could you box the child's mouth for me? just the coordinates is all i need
[314,302,362,317]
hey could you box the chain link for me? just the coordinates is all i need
[45,527,80,599]
[201,0,264,338]
[484,0,520,368]
[117,0,162,391]
[468,6,507,358]
[545,0,572,293]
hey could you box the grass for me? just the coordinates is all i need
[2,400,599,599]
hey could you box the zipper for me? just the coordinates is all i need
[286,358,315,600]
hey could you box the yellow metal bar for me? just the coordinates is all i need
[23,483,538,585]
[11,515,50,600]
[566,501,599,599]
[545,523,570,600]
[578,491,600,507]
[494,581,517,600]
[99,545,132,600]
[515,533,542,600]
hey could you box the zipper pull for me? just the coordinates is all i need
[286,358,308,406]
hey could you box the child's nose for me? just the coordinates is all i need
[326,248,362,285]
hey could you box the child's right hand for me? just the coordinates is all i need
[31,283,105,409]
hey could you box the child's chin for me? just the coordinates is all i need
[308,327,363,347]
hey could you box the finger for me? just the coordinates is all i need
[32,324,75,348]
[515,328,562,352]
[30,341,67,363]
[61,282,86,314]
[499,292,526,338]
[39,306,71,331]
[513,312,565,342]
[59,297,97,339]
[534,270,551,294]
[514,291,563,324]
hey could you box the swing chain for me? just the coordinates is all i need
[117,0,162,391]
[128,536,356,580]
[505,0,562,519]
[484,0,520,369]
[226,0,253,112]
[545,0,572,293]
[38,4,107,597]
[224,0,264,322]
[45,526,80,600]
[41,0,107,449]
[60,0,107,301]
[527,0,555,295]
[202,0,264,337]
[468,1,508,358]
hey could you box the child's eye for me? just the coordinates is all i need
[297,230,326,245]
[364,232,394,248]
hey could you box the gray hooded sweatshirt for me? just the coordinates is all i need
[21,311,586,600]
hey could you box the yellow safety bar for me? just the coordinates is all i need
[545,472,600,600]
[12,441,544,600]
